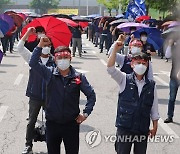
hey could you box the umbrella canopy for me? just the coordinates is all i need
[133,27,163,50]
[162,26,180,38]
[0,14,14,30]
[5,12,23,27]
[117,22,148,33]
[4,10,17,14]
[21,16,72,48]
[168,21,180,28]
[144,19,157,23]
[18,13,27,21]
[42,14,72,20]
[0,18,10,37]
[161,21,174,27]
[0,30,4,38]
[115,14,124,18]
[58,18,78,27]
[86,14,101,18]
[72,16,91,22]
[136,15,151,23]
[110,18,129,26]
[79,22,88,28]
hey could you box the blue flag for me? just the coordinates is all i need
[125,0,146,20]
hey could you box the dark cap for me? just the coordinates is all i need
[132,52,150,61]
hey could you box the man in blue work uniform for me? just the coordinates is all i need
[29,37,96,154]
[107,35,159,154]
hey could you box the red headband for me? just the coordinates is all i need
[55,50,71,58]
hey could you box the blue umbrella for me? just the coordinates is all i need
[0,30,4,38]
[144,19,157,23]
[133,27,164,50]
[0,14,14,30]
[0,18,10,37]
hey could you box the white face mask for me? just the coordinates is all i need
[40,57,49,65]
[42,47,51,55]
[133,64,147,75]
[131,47,141,55]
[141,36,147,42]
[37,33,46,39]
[56,59,70,71]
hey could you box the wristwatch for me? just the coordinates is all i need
[83,113,89,118]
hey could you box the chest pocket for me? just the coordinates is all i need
[66,79,81,95]
[118,107,134,129]
[120,83,137,107]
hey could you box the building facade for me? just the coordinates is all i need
[2,0,104,15]
[10,0,99,6]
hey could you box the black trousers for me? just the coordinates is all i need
[46,120,80,154]
[115,128,148,154]
[25,98,45,147]
[1,35,14,53]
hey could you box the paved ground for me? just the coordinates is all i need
[0,35,180,154]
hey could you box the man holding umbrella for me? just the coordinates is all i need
[29,37,96,154]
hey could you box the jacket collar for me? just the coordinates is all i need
[53,65,80,79]
[131,72,150,85]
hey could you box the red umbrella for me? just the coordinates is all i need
[18,13,27,21]
[136,15,151,23]
[21,16,72,48]
[79,22,88,28]
[5,12,23,27]
[58,18,78,27]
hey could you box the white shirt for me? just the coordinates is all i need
[17,40,32,63]
[108,42,154,80]
[107,65,160,121]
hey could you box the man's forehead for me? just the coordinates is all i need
[132,58,148,63]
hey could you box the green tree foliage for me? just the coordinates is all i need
[30,0,60,14]
[97,0,114,15]
[147,0,179,13]
[119,0,129,12]
[97,0,130,15]
[98,0,180,18]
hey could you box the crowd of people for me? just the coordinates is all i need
[85,16,172,59]
[0,10,180,154]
